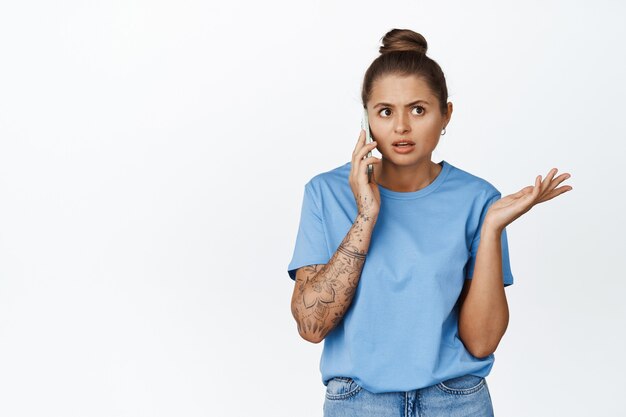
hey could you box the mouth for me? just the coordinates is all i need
[392,140,415,147]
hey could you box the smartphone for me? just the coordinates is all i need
[361,108,374,183]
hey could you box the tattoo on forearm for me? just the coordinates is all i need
[337,244,366,259]
[356,193,374,224]
[291,212,373,341]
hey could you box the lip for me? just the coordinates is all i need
[392,139,415,146]
[392,143,415,154]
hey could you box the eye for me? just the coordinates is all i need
[377,106,425,117]
[412,106,425,115]
[378,108,392,117]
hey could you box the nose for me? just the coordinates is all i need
[393,113,410,135]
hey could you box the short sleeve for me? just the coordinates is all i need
[287,182,330,281]
[465,193,515,287]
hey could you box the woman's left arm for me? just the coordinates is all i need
[458,168,573,358]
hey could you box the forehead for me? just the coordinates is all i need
[370,74,435,103]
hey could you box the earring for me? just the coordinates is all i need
[441,127,447,136]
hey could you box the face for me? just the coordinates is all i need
[366,74,452,166]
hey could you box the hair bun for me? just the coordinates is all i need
[379,29,428,55]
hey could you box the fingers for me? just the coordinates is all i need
[358,157,381,183]
[546,168,558,181]
[353,141,378,166]
[362,156,381,166]
[352,130,378,163]
[352,129,369,156]
[541,168,558,194]
[548,172,571,191]
[533,168,573,204]
[538,168,572,194]
[533,175,542,198]
[350,129,381,187]
[352,129,366,156]
[361,141,378,159]
[537,185,573,204]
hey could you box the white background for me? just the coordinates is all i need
[1,1,624,416]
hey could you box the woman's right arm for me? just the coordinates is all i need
[291,128,381,343]
[291,211,376,343]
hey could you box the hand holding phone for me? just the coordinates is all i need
[349,122,381,219]
[361,109,374,184]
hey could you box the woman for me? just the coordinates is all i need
[287,28,572,416]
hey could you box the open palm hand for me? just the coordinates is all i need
[485,168,573,231]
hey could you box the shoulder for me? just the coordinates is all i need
[444,160,501,200]
[304,161,351,194]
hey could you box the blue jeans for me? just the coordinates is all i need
[324,374,494,417]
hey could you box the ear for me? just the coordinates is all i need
[445,101,453,125]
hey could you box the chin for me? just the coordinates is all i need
[383,153,430,164]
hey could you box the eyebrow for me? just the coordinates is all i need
[373,100,430,108]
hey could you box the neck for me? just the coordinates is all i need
[376,158,442,192]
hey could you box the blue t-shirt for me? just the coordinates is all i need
[287,159,514,394]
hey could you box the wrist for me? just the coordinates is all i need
[481,220,503,238]
[357,211,378,223]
